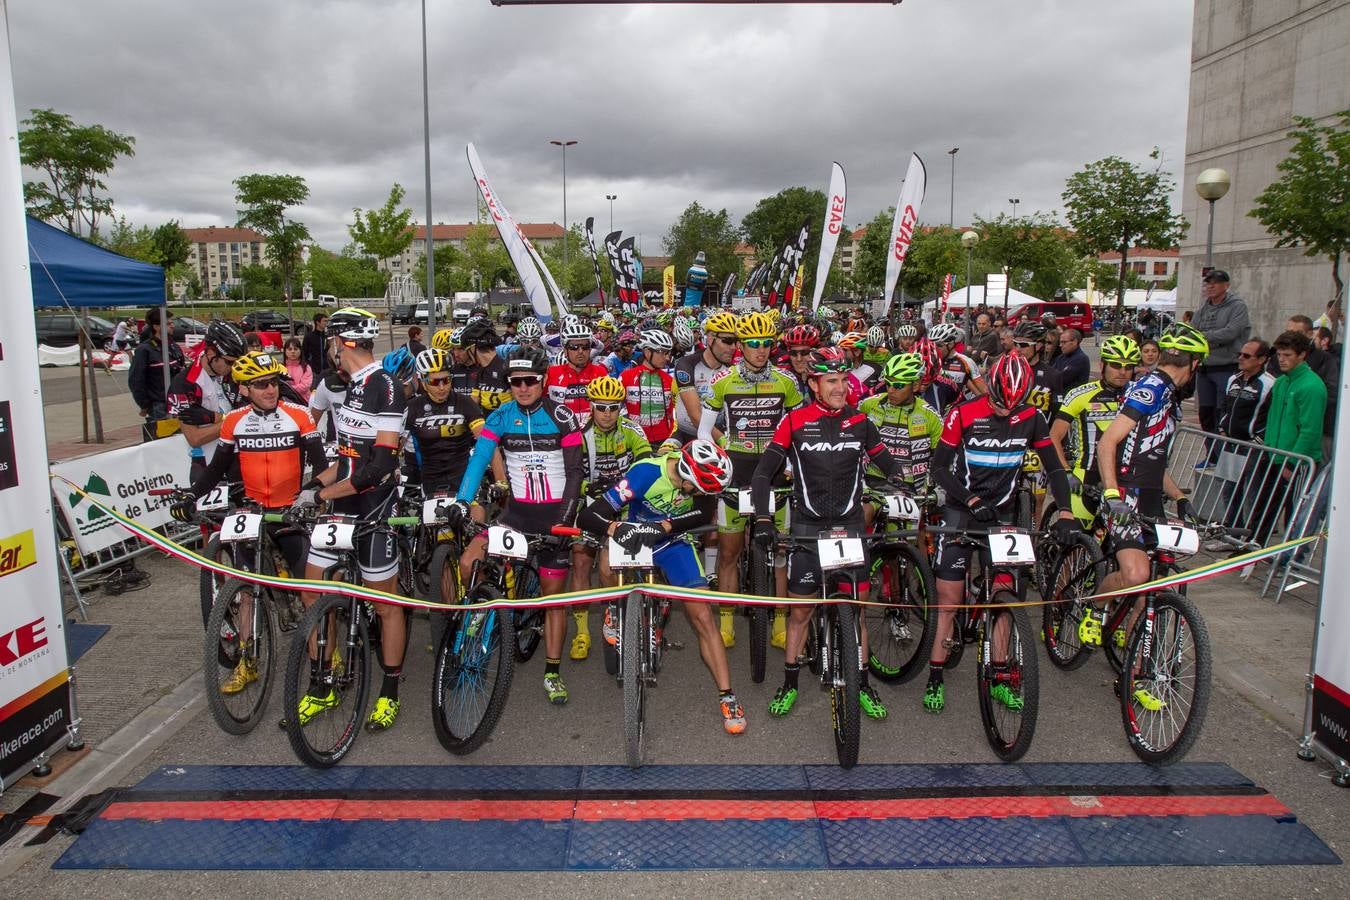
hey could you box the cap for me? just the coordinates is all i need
[1203,269,1230,283]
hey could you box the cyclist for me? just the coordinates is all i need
[778,322,820,397]
[546,320,609,427]
[895,322,919,353]
[292,309,410,731]
[171,350,327,694]
[1009,321,1066,521]
[578,440,747,733]
[448,345,584,704]
[167,320,247,478]
[916,337,960,415]
[674,311,738,443]
[620,329,677,446]
[605,329,641,377]
[859,352,943,522]
[750,346,905,721]
[700,311,803,647]
[1093,325,1206,649]
[923,353,1078,714]
[458,319,511,412]
[863,324,891,370]
[928,322,987,399]
[837,332,877,392]
[568,375,653,660]
[382,346,418,400]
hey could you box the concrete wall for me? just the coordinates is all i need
[1179,0,1349,341]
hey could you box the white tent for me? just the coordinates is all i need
[924,285,1044,315]
[1070,287,1176,310]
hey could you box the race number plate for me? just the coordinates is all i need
[488,525,528,560]
[818,535,865,570]
[737,488,773,515]
[422,497,451,525]
[313,517,357,551]
[1154,520,1200,555]
[885,493,922,523]
[196,486,229,512]
[608,538,654,569]
[988,528,1035,566]
[220,512,262,543]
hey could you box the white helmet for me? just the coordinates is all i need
[516,318,543,341]
[638,329,674,352]
[895,323,918,338]
[561,319,592,342]
[867,325,887,348]
[929,323,963,344]
[672,318,696,352]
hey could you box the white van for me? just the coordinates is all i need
[413,296,449,323]
[316,294,339,307]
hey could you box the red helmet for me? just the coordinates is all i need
[806,346,850,375]
[677,439,733,494]
[782,323,820,348]
[986,353,1033,410]
[914,337,941,381]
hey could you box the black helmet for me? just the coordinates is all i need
[460,319,499,348]
[505,345,549,376]
[1012,320,1046,341]
[205,320,247,358]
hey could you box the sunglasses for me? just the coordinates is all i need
[248,377,280,389]
[788,348,815,357]
[1013,340,1036,348]
[565,342,591,351]
[884,380,914,389]
[508,375,542,387]
[591,402,622,413]
[1237,352,1264,359]
[742,338,774,349]
[425,376,451,387]
[713,335,739,345]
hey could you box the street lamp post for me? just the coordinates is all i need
[606,193,617,234]
[1195,168,1231,274]
[550,139,578,300]
[421,0,436,333]
[1008,197,1020,220]
[947,147,959,228]
[961,230,980,329]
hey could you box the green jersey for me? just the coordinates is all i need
[1054,379,1126,482]
[858,394,942,489]
[582,419,652,496]
[700,363,803,485]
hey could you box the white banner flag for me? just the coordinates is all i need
[811,162,847,312]
[467,143,556,323]
[882,153,927,317]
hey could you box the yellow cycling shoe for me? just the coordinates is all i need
[220,657,258,695]
[719,607,735,648]
[1078,615,1103,647]
[366,696,399,731]
[570,631,591,661]
[771,609,787,649]
[296,690,338,726]
[1132,687,1166,712]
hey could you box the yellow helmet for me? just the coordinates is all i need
[703,311,739,336]
[231,350,285,385]
[737,311,777,340]
[431,328,456,351]
[586,375,626,403]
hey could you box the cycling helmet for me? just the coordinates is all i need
[231,350,284,384]
[205,320,247,358]
[414,347,450,377]
[883,352,925,386]
[1158,322,1210,359]
[326,307,380,342]
[561,319,592,342]
[638,329,674,352]
[1040,311,1058,327]
[672,318,696,352]
[867,324,888,350]
[1099,334,1142,366]
[382,347,416,383]
[807,346,851,374]
[616,328,638,345]
[431,328,456,351]
[986,353,1034,409]
[544,320,560,334]
[703,311,739,336]
[586,375,626,403]
[915,337,942,380]
[656,310,675,326]
[837,331,866,350]
[737,311,776,340]
[928,322,962,345]
[460,319,499,348]
[517,317,543,340]
[505,345,550,376]
[677,439,733,494]
[782,323,820,347]
[1012,320,1046,341]
[595,311,616,329]
[449,327,466,348]
[895,323,918,338]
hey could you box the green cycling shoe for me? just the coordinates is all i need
[922,681,944,713]
[989,682,1024,711]
[365,696,399,731]
[859,684,888,720]
[768,686,798,717]
[296,689,338,726]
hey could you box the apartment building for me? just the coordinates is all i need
[182,226,268,295]
[379,222,565,275]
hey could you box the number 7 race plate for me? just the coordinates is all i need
[988,528,1035,565]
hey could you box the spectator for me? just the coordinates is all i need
[1050,328,1091,390]
[1218,339,1275,443]
[966,312,999,366]
[1315,326,1334,353]
[1312,299,1342,340]
[1250,330,1326,544]
[1281,314,1338,452]
[1042,326,1060,364]
[996,327,1015,361]
[302,312,328,374]
[283,336,314,401]
[127,308,186,440]
[243,331,264,352]
[112,317,135,351]
[1191,270,1251,442]
[1137,338,1161,375]
[406,326,426,357]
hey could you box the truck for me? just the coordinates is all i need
[452,292,486,322]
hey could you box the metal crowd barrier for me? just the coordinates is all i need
[1262,465,1330,603]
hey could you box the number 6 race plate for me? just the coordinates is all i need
[220,512,262,543]
[488,525,528,560]
[607,538,654,569]
[988,528,1035,565]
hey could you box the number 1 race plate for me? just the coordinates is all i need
[988,528,1035,565]
[607,538,654,569]
[488,525,528,560]
[818,532,865,570]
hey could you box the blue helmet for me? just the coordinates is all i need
[382,347,416,383]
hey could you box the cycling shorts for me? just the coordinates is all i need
[653,538,706,589]
[1106,487,1164,555]
[932,503,1021,593]
[718,496,789,535]
[306,488,400,583]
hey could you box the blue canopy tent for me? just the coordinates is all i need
[27,215,164,308]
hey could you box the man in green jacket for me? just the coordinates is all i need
[1250,330,1326,544]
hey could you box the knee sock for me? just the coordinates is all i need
[381,667,401,700]
[783,662,801,691]
[704,546,718,572]
[928,664,944,686]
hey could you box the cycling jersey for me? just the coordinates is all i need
[406,392,485,492]
[1024,359,1064,422]
[458,355,511,412]
[1055,379,1126,483]
[921,374,961,415]
[582,420,652,496]
[699,363,804,485]
[932,395,1068,509]
[858,395,943,489]
[309,370,348,442]
[672,350,726,438]
[191,401,326,509]
[1115,370,1181,492]
[752,402,897,527]
[621,364,675,445]
[545,361,609,427]
[167,357,241,464]
[605,352,640,378]
[939,350,982,397]
[332,361,407,488]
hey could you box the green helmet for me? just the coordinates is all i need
[1100,334,1142,366]
[883,352,925,386]
[1158,322,1209,359]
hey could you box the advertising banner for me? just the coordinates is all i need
[50,436,192,556]
[466,143,555,323]
[662,265,676,308]
[583,217,607,306]
[881,153,927,317]
[0,31,72,786]
[811,162,846,312]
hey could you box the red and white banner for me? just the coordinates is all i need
[811,162,846,312]
[881,153,926,317]
[941,273,954,316]
[467,143,556,323]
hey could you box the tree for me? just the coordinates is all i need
[19,108,135,238]
[1250,111,1350,298]
[226,264,283,303]
[348,183,415,272]
[539,225,602,301]
[662,202,741,284]
[412,243,470,296]
[850,210,893,295]
[971,213,1077,300]
[234,173,312,309]
[305,246,387,299]
[1061,149,1188,308]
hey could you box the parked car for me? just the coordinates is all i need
[238,310,293,333]
[1005,300,1094,333]
[170,315,211,342]
[34,312,117,348]
[390,303,417,326]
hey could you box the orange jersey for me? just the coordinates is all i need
[219,401,323,508]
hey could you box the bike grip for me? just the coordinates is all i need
[147,487,179,497]
[551,525,582,537]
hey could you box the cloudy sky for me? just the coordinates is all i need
[11,0,1194,254]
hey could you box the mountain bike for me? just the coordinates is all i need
[729,485,792,684]
[862,489,936,685]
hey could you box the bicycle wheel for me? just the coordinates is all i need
[507,562,544,662]
[203,577,278,735]
[830,601,862,769]
[199,533,226,624]
[747,543,773,683]
[1041,532,1106,671]
[866,542,936,684]
[283,594,370,768]
[1119,590,1211,765]
[976,593,1039,762]
[622,589,647,769]
[432,585,515,755]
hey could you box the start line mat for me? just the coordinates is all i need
[55,762,1339,871]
